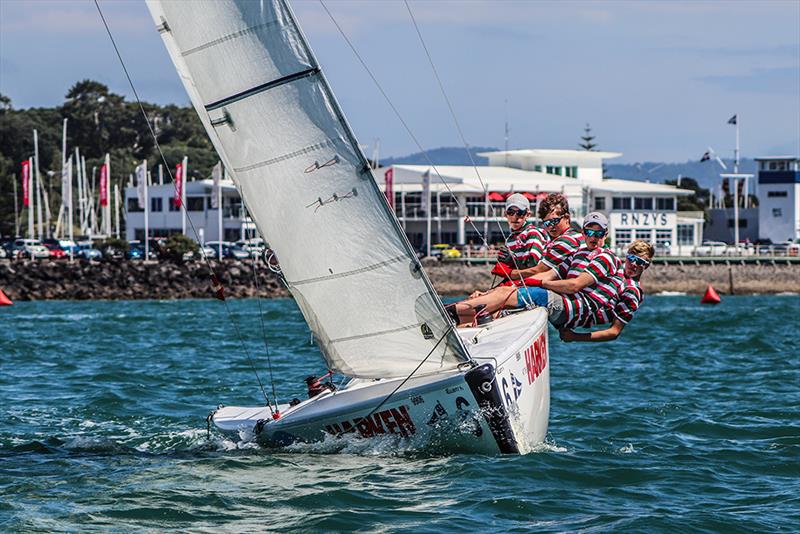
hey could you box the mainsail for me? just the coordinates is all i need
[146,0,469,378]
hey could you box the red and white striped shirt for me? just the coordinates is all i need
[499,222,548,270]
[557,246,624,328]
[574,277,644,327]
[541,228,584,272]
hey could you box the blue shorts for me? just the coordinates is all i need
[517,286,549,308]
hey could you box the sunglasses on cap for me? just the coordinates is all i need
[627,254,651,267]
[583,227,607,238]
[542,216,563,228]
[505,208,527,217]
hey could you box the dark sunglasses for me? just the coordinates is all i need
[583,228,607,238]
[542,216,563,228]
[627,254,651,267]
[505,208,527,217]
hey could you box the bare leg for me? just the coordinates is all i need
[452,285,517,324]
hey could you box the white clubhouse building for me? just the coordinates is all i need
[381,149,704,255]
[124,148,704,256]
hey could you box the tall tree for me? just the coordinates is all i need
[579,123,597,151]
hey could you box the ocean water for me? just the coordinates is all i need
[1,295,798,532]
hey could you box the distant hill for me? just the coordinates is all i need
[604,158,757,191]
[381,147,756,191]
[380,146,495,167]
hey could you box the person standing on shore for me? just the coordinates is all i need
[491,193,548,278]
[559,240,654,342]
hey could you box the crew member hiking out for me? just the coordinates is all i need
[449,212,621,328]
[559,240,654,342]
[491,193,548,279]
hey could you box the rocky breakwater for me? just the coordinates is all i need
[0,259,289,301]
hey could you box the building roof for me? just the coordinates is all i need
[477,148,623,160]
[390,165,692,196]
[590,178,693,195]
[754,156,799,161]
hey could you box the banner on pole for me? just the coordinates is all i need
[99,164,109,206]
[174,163,183,207]
[22,160,30,206]
[136,162,147,209]
[420,169,430,215]
[384,167,394,208]
[210,162,221,209]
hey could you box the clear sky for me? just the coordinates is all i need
[1,0,798,163]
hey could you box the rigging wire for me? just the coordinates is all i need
[320,0,533,305]
[243,205,279,412]
[402,0,534,305]
[93,0,274,408]
[360,324,454,425]
[318,0,490,249]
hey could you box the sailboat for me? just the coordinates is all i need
[146,0,550,454]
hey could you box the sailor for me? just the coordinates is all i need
[495,193,584,281]
[450,212,621,328]
[559,240,653,342]
[491,193,548,277]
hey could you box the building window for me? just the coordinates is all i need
[545,165,562,176]
[656,229,672,250]
[656,197,675,210]
[224,229,241,242]
[564,166,578,178]
[127,197,143,212]
[634,229,653,242]
[186,196,205,211]
[612,197,631,210]
[594,197,606,210]
[677,224,694,245]
[615,229,632,248]
[767,191,788,197]
[773,208,783,217]
[727,218,748,228]
[169,198,180,211]
[534,165,542,172]
[634,197,653,210]
[150,197,163,212]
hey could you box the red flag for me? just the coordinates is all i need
[174,163,183,207]
[21,160,30,207]
[99,164,109,207]
[384,167,394,208]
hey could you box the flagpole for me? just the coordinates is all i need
[144,162,150,261]
[61,118,68,236]
[13,170,20,237]
[34,130,43,240]
[182,155,188,235]
[68,156,74,262]
[218,165,223,260]
[27,157,34,238]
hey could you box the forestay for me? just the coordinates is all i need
[146,0,469,378]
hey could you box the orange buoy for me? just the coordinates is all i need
[700,284,721,305]
[0,289,12,306]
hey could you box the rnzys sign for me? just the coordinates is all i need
[615,212,670,227]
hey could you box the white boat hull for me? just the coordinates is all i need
[213,308,550,455]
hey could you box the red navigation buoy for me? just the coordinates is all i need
[700,284,721,305]
[0,289,12,306]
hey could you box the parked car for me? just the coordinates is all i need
[76,243,103,261]
[205,241,249,260]
[13,239,50,259]
[42,241,68,259]
[429,243,462,259]
[692,240,728,257]
[127,241,158,260]
[236,238,266,258]
[183,245,216,261]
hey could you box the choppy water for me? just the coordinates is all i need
[1,295,798,532]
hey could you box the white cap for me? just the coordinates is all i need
[505,193,530,212]
[583,211,608,230]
